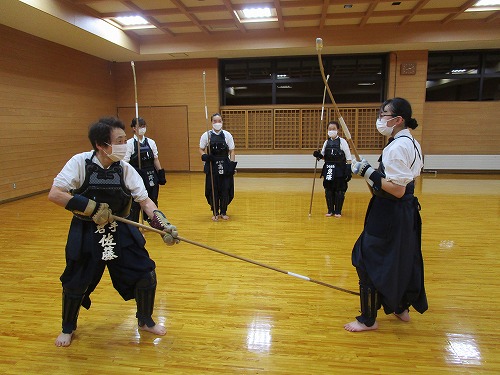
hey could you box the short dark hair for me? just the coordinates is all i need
[131,117,146,127]
[328,121,339,129]
[381,97,419,129]
[88,117,125,151]
[211,113,222,121]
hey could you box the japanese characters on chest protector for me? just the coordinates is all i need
[323,138,347,181]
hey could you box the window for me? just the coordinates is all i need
[426,50,500,101]
[220,54,386,105]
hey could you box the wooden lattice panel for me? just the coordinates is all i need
[301,109,326,149]
[329,108,355,140]
[356,108,384,149]
[329,107,383,150]
[247,109,273,149]
[274,109,300,149]
[220,110,246,148]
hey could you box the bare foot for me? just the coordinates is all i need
[334,214,342,218]
[344,320,378,332]
[220,214,229,220]
[394,310,410,322]
[139,324,167,336]
[55,332,74,347]
[325,213,333,217]
[211,215,218,221]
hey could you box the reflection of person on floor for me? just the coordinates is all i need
[124,117,166,222]
[48,117,178,347]
[345,97,427,332]
[199,113,237,221]
[313,121,352,217]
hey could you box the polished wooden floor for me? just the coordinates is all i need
[0,172,499,374]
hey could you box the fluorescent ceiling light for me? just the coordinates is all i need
[115,16,149,26]
[466,0,500,11]
[243,8,272,18]
[234,8,278,23]
[105,16,155,30]
[475,0,500,5]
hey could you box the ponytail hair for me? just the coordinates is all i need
[381,97,418,129]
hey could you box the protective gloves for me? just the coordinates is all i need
[351,158,382,190]
[344,164,352,182]
[313,150,323,159]
[65,195,113,225]
[148,210,179,246]
[227,161,238,175]
[157,169,167,185]
[201,154,213,162]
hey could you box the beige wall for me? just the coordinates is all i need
[113,59,219,173]
[1,25,498,202]
[0,25,116,202]
[423,102,500,155]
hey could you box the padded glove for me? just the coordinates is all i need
[351,158,382,190]
[157,169,167,185]
[91,203,113,226]
[313,150,323,159]
[227,161,238,175]
[148,210,179,246]
[201,153,213,162]
[65,195,113,225]
[344,164,352,182]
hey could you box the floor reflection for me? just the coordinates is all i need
[246,316,272,353]
[446,333,481,366]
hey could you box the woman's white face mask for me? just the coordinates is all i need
[328,130,337,138]
[138,127,147,136]
[376,117,396,137]
[213,122,223,131]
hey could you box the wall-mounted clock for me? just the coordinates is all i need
[400,62,417,75]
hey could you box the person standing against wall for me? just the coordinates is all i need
[313,121,352,217]
[124,117,166,222]
[199,113,237,221]
[345,97,427,332]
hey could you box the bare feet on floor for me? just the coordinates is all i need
[344,320,378,332]
[211,215,218,221]
[140,323,167,335]
[394,309,410,322]
[220,214,229,220]
[55,332,74,347]
[334,214,342,218]
[325,213,333,217]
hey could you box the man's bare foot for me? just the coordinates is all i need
[344,320,378,332]
[220,214,229,220]
[325,213,333,217]
[139,324,167,336]
[211,215,218,221]
[55,332,74,347]
[394,310,410,322]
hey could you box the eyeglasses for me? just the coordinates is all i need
[378,112,395,119]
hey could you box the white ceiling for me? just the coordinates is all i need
[0,0,499,62]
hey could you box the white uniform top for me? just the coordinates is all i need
[52,151,148,203]
[321,136,353,161]
[199,129,235,151]
[382,129,423,187]
[123,135,159,163]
